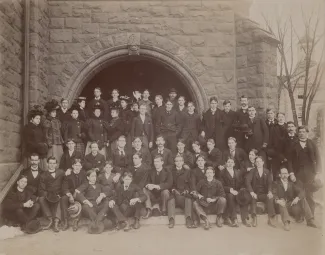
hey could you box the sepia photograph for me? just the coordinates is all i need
[0,0,324,254]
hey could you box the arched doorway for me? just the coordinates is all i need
[80,56,192,103]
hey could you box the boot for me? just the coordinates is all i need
[142,209,152,219]
[252,215,257,227]
[268,216,277,228]
[284,221,290,231]
[116,221,127,230]
[133,218,140,229]
[192,220,199,228]
[168,218,175,229]
[185,217,194,229]
[202,217,210,230]
[307,219,317,228]
[242,219,251,227]
[216,215,223,228]
[223,217,231,226]
[42,217,53,230]
[161,211,167,216]
[123,221,132,232]
[231,219,239,228]
[53,218,60,232]
[61,219,69,231]
[72,219,79,232]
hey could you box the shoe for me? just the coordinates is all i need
[61,219,69,231]
[116,221,127,230]
[168,218,175,228]
[152,208,161,217]
[133,219,140,229]
[252,215,257,227]
[268,216,277,228]
[142,209,152,219]
[161,211,167,216]
[216,215,223,228]
[307,219,317,228]
[42,217,53,230]
[192,220,199,228]
[53,219,60,232]
[296,216,304,224]
[242,219,251,227]
[123,222,132,232]
[72,219,79,232]
[223,218,231,226]
[284,221,290,231]
[203,217,210,230]
[230,219,239,228]
[186,217,194,229]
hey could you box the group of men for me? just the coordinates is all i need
[2,87,322,234]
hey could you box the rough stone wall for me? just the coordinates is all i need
[0,0,24,190]
[29,0,49,105]
[235,15,278,114]
[47,0,238,105]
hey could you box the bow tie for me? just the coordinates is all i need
[158,150,164,155]
[49,170,55,174]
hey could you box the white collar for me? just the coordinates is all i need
[17,187,24,192]
[134,163,142,169]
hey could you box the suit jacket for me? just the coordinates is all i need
[106,117,125,143]
[181,112,201,141]
[147,168,173,191]
[39,169,65,197]
[84,152,106,171]
[76,182,115,204]
[173,150,195,169]
[245,117,269,151]
[192,150,208,161]
[120,108,134,135]
[108,148,132,174]
[23,122,48,158]
[131,114,154,143]
[151,148,174,172]
[196,179,226,198]
[21,167,42,196]
[78,107,88,122]
[59,150,83,171]
[116,183,147,205]
[201,108,223,139]
[62,118,87,143]
[3,187,37,212]
[62,171,87,195]
[222,148,247,171]
[218,110,236,149]
[171,167,191,192]
[97,172,118,190]
[128,164,150,189]
[86,117,108,148]
[152,105,164,127]
[156,109,181,135]
[283,134,299,160]
[57,108,71,124]
[190,167,207,192]
[220,168,244,193]
[207,148,222,168]
[87,98,107,120]
[266,120,286,159]
[245,167,272,194]
[272,180,304,202]
[132,147,152,167]
[43,117,64,146]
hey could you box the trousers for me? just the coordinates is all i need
[8,203,41,225]
[39,197,62,220]
[250,193,276,217]
[167,194,193,220]
[193,197,226,218]
[224,193,249,221]
[277,198,313,223]
[145,189,170,212]
[119,202,144,219]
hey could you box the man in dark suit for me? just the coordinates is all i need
[221,137,247,172]
[144,155,173,218]
[21,153,43,197]
[167,155,194,228]
[132,137,152,167]
[173,139,195,170]
[155,100,182,154]
[233,95,249,148]
[87,87,107,120]
[61,158,87,231]
[190,155,208,193]
[106,107,125,152]
[151,135,174,172]
[244,106,269,160]
[219,100,236,150]
[206,139,222,173]
[245,156,276,227]
[38,157,65,232]
[273,167,317,231]
[131,103,154,149]
[59,139,83,172]
[57,98,70,124]
[84,142,106,171]
[76,96,87,122]
[288,126,322,217]
[201,96,222,144]
[152,95,165,133]
[283,121,299,162]
[108,135,131,177]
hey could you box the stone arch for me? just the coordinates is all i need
[59,33,212,112]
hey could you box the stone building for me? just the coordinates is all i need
[0,0,278,192]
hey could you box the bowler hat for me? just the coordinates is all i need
[77,96,86,102]
[236,188,252,206]
[88,221,105,234]
[44,99,60,113]
[169,88,177,93]
[45,192,60,203]
[198,198,209,208]
[67,201,82,219]
[93,103,103,111]
[24,219,42,234]
[307,178,323,193]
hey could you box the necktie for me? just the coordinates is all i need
[124,186,129,190]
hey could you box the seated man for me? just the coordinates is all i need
[59,139,83,172]
[144,155,173,218]
[97,160,120,190]
[192,141,208,159]
[245,156,276,227]
[84,141,106,171]
[116,172,147,232]
[192,166,226,230]
[39,157,65,232]
[21,153,43,197]
[2,175,41,233]
[167,156,194,229]
[273,167,317,231]
[132,137,152,167]
[173,139,195,170]
[220,158,250,227]
[151,135,174,172]
[190,155,208,193]
[61,158,86,231]
[76,169,129,232]
[206,139,222,177]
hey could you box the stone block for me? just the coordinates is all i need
[209,47,234,57]
[72,8,91,18]
[180,21,199,35]
[91,13,108,23]
[49,43,64,54]
[49,6,72,17]
[49,18,64,28]
[215,57,234,70]
[149,6,169,17]
[247,74,264,87]
[82,23,99,34]
[65,18,82,29]
[236,56,247,68]
[190,47,209,57]
[50,30,72,42]
[169,6,187,18]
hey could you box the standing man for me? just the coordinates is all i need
[234,95,249,148]
[288,126,322,217]
[152,95,164,128]
[283,121,299,162]
[139,89,153,117]
[219,100,236,150]
[76,97,87,122]
[87,87,107,119]
[155,100,182,154]
[21,153,43,197]
[106,89,120,120]
[57,98,70,124]
[168,88,178,109]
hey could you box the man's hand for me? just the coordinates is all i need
[113,174,121,183]
[247,167,253,172]
[146,184,154,191]
[23,200,33,208]
[250,192,257,199]
[96,195,103,205]
[149,142,153,149]
[108,200,115,208]
[65,168,72,176]
[277,199,286,207]
[181,190,189,196]
[230,188,238,196]
[155,185,161,190]
[289,174,296,182]
[130,198,140,205]
[197,194,204,200]
[262,143,267,148]
[106,141,110,147]
[84,200,93,208]
[218,165,225,170]
[207,198,216,203]
[267,192,273,199]
[67,193,74,204]
[291,197,300,206]
[172,189,181,196]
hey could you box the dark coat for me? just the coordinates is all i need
[151,148,174,172]
[207,148,222,168]
[43,116,64,146]
[171,167,191,192]
[131,114,154,143]
[220,168,244,193]
[173,150,195,169]
[78,107,88,122]
[59,150,84,171]
[180,112,201,141]
[152,105,164,127]
[86,117,108,148]
[266,120,286,158]
[196,179,226,198]
[57,108,71,124]
[245,167,273,194]
[106,117,125,143]
[201,108,223,139]
[87,98,107,119]
[62,171,87,195]
[84,152,106,171]
[116,183,147,205]
[218,110,236,149]
[97,172,118,190]
[283,134,299,161]
[108,148,132,174]
[222,148,247,170]
[23,122,48,158]
[38,169,65,197]
[128,164,150,189]
[190,167,207,192]
[132,147,152,167]
[21,167,43,196]
[62,118,87,143]
[120,108,134,135]
[3,187,37,211]
[156,109,182,135]
[272,180,304,202]
[147,168,173,191]
[76,182,115,204]
[245,117,269,152]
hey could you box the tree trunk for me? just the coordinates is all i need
[305,96,314,127]
[287,88,299,126]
